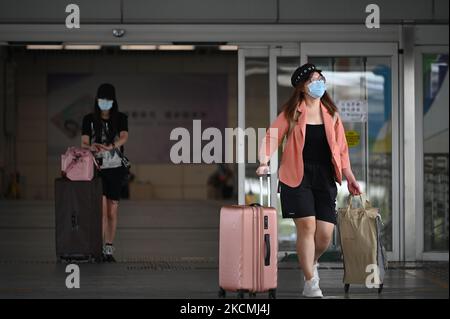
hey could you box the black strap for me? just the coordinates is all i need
[91,120,124,151]
[90,121,101,144]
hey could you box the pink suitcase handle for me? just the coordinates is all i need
[264,234,271,266]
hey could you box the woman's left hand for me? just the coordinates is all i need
[347,179,362,195]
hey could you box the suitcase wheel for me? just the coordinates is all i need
[378,284,384,294]
[249,292,257,298]
[344,284,350,293]
[237,290,245,299]
[218,287,226,298]
[268,289,276,299]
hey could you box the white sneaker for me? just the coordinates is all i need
[313,263,320,280]
[304,263,320,281]
[302,278,323,298]
[103,244,116,263]
[104,244,115,255]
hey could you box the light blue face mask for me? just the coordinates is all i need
[98,99,113,111]
[307,80,326,99]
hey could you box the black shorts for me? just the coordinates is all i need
[280,162,338,224]
[99,166,125,201]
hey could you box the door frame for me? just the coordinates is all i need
[414,45,449,261]
[237,46,270,206]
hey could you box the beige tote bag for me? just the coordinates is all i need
[337,194,387,286]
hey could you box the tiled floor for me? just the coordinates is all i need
[0,200,448,299]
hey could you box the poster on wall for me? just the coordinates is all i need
[47,74,228,163]
[336,100,368,123]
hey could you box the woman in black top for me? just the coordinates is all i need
[81,83,128,262]
[257,64,361,297]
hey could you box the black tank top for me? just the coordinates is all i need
[302,124,332,165]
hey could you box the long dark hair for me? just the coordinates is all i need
[282,75,338,125]
[92,85,120,144]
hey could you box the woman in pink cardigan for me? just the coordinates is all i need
[257,63,361,298]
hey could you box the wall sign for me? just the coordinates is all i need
[337,100,368,123]
[345,130,360,148]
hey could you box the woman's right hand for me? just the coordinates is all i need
[256,164,270,176]
[90,143,103,153]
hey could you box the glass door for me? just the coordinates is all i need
[415,46,449,261]
[238,43,400,261]
[301,43,400,261]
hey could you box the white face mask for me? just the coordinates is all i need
[307,80,326,99]
[98,99,113,111]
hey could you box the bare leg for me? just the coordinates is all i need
[314,220,335,264]
[293,217,316,281]
[102,196,108,244]
[105,199,119,244]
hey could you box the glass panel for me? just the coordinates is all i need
[309,56,393,251]
[244,57,270,205]
[423,53,449,252]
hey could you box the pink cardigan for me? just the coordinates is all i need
[259,100,351,187]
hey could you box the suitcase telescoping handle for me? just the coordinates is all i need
[259,173,271,207]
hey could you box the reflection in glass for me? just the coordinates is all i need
[423,53,449,252]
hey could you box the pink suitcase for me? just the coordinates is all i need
[219,175,278,299]
[61,147,98,181]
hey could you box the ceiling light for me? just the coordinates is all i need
[26,45,64,50]
[158,45,195,51]
[219,45,238,51]
[64,45,101,50]
[120,45,158,50]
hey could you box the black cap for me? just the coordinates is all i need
[97,83,116,100]
[291,63,322,87]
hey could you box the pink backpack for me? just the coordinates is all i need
[61,147,99,181]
